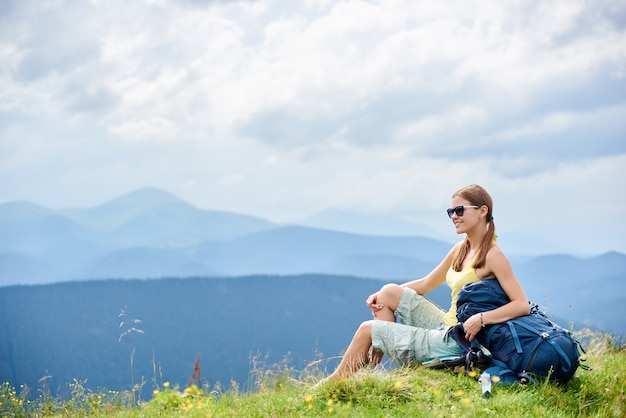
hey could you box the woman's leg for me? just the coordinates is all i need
[367,284,405,365]
[326,284,407,381]
[372,283,404,322]
[328,320,374,379]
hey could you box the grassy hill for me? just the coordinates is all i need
[1,335,624,417]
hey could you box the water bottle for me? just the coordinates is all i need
[479,371,492,398]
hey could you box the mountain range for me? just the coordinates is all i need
[1,188,625,398]
[1,187,625,335]
[0,187,454,284]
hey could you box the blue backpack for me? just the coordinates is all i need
[453,278,588,385]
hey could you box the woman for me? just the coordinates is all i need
[327,184,530,380]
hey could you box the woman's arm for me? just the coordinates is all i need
[463,245,530,341]
[366,243,459,311]
[401,243,460,294]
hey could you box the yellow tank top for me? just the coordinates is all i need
[442,265,480,325]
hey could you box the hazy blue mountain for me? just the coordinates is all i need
[0,201,107,268]
[58,187,277,247]
[0,253,54,284]
[322,254,437,280]
[511,252,626,329]
[518,252,626,282]
[301,209,570,256]
[77,247,216,280]
[190,226,451,276]
[300,208,444,239]
[0,188,280,285]
[1,187,624,334]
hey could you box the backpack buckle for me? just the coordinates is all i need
[541,332,549,339]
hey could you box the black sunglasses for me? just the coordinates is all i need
[447,205,480,218]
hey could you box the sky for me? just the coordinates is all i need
[1,0,625,255]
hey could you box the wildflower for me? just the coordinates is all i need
[305,395,312,402]
[163,381,170,388]
[153,389,159,396]
[328,407,334,413]
[394,381,402,388]
[467,370,477,378]
[432,389,441,395]
[462,398,471,404]
[456,390,464,396]
[308,403,313,410]
[327,398,333,405]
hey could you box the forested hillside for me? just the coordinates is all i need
[0,275,452,398]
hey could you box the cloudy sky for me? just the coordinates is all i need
[1,0,625,255]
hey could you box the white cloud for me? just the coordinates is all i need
[1,0,625,254]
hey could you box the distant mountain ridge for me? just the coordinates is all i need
[58,187,277,244]
[1,187,625,336]
[0,187,454,284]
[301,207,443,239]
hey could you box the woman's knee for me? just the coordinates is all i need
[355,320,374,341]
[377,283,404,309]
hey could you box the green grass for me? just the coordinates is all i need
[2,334,625,417]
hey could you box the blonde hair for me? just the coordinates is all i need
[451,184,495,271]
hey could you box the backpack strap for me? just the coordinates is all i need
[488,359,536,385]
[485,323,499,349]
[545,336,573,372]
[572,336,592,371]
[486,321,523,354]
[512,320,576,374]
[509,316,550,337]
[425,356,466,370]
[507,321,523,353]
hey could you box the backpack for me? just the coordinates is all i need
[452,278,588,385]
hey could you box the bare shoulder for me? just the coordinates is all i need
[486,243,508,261]
[485,243,514,274]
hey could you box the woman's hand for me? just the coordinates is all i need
[463,313,484,342]
[366,292,384,312]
